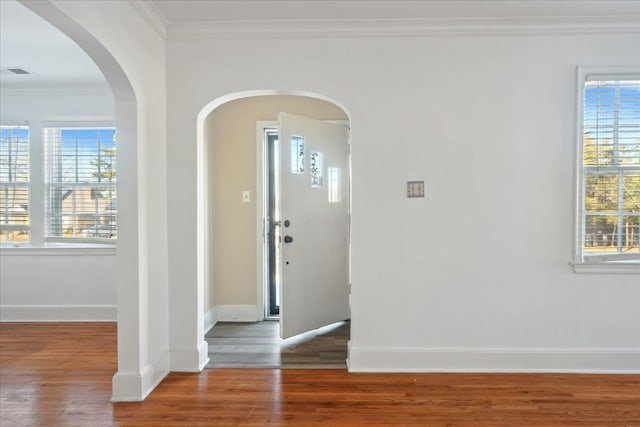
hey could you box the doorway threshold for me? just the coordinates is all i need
[205,320,349,369]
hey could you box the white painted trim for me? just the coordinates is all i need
[127,0,168,38]
[167,17,640,41]
[215,304,260,322]
[203,306,217,334]
[348,344,640,373]
[170,341,209,372]
[112,350,170,402]
[256,121,278,320]
[574,65,589,262]
[0,247,116,256]
[0,305,117,321]
[571,262,640,274]
[0,87,112,96]
[41,120,116,128]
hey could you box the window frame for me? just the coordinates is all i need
[43,125,117,244]
[0,121,117,250]
[573,66,640,274]
[0,125,30,245]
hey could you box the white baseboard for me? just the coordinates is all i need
[215,304,259,322]
[348,344,640,374]
[204,306,217,334]
[0,304,117,322]
[112,350,170,402]
[170,340,209,372]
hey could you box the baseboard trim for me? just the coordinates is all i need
[348,344,640,374]
[170,340,209,372]
[215,304,259,322]
[111,350,170,402]
[0,304,117,322]
[204,306,217,334]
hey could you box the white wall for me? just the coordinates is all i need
[0,250,116,320]
[0,90,117,321]
[12,3,638,405]
[168,30,640,372]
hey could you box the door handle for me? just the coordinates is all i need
[284,235,293,243]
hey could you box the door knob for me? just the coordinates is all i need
[284,235,293,243]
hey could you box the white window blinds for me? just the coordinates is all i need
[0,126,30,242]
[44,127,117,240]
[582,77,640,260]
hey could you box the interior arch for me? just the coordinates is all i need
[197,91,351,358]
[17,0,143,399]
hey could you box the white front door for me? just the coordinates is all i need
[278,112,350,339]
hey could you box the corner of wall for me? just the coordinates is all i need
[170,342,209,372]
[204,306,217,334]
[111,350,170,401]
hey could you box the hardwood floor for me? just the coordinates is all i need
[206,320,349,368]
[1,322,639,426]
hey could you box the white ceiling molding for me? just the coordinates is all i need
[128,0,168,39]
[0,87,114,96]
[151,1,640,23]
[166,16,640,41]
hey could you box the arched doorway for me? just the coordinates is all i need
[197,92,352,364]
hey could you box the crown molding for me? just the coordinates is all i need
[166,16,640,40]
[128,0,168,39]
[0,87,113,96]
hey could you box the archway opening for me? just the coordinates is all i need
[15,0,144,401]
[197,91,351,367]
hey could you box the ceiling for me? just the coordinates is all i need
[150,0,640,24]
[0,0,107,90]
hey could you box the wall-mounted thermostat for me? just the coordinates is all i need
[406,181,425,198]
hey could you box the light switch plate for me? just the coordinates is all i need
[406,181,425,198]
[242,190,251,203]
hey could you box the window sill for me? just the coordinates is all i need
[0,243,116,256]
[570,261,640,274]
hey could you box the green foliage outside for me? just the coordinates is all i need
[583,134,640,252]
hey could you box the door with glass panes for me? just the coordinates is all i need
[276,113,350,339]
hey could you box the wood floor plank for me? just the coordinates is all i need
[1,322,639,426]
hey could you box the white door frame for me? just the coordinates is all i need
[255,120,278,320]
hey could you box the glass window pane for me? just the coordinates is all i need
[623,173,640,214]
[45,127,117,240]
[582,79,640,259]
[328,167,340,203]
[0,127,29,182]
[584,214,619,253]
[290,136,304,174]
[621,215,639,253]
[0,126,30,243]
[584,173,619,213]
[310,152,323,188]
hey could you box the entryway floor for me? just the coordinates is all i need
[205,320,349,369]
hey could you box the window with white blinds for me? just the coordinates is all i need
[580,76,640,261]
[0,126,30,243]
[44,127,117,241]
